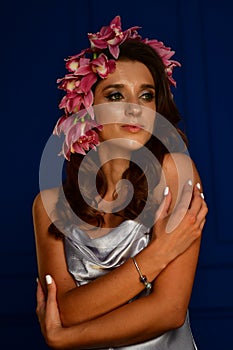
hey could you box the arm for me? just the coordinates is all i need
[33,191,166,326]
[35,154,208,348]
[37,266,196,350]
[33,153,204,328]
[37,184,205,349]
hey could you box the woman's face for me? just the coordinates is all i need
[94,60,156,151]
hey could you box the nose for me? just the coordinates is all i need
[125,103,142,118]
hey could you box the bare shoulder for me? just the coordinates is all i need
[153,153,200,206]
[32,187,60,223]
[154,153,202,210]
[162,152,201,185]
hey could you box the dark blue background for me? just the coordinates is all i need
[1,0,232,348]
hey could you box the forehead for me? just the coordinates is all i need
[99,60,154,87]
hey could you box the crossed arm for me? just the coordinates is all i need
[33,154,208,348]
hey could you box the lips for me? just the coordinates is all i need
[121,124,144,133]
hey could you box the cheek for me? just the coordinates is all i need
[97,124,117,141]
[141,131,153,146]
[142,114,156,135]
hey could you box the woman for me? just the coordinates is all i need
[33,16,208,349]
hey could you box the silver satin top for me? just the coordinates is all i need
[64,220,198,349]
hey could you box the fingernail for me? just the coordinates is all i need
[45,275,52,285]
[163,186,169,196]
[196,182,201,190]
[188,180,192,186]
[36,277,39,283]
[200,193,204,199]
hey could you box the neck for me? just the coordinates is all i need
[98,142,131,196]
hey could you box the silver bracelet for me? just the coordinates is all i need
[132,257,152,291]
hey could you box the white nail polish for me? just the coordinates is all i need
[163,186,169,196]
[188,180,192,186]
[200,193,204,199]
[45,275,52,285]
[196,182,201,190]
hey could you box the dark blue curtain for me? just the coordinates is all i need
[1,0,232,348]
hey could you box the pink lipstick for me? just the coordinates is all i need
[121,124,143,133]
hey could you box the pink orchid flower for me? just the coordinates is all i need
[91,54,116,78]
[65,48,90,72]
[55,16,181,158]
[58,88,94,113]
[57,75,80,92]
[53,115,72,136]
[143,38,181,87]
[88,16,140,59]
[70,130,100,156]
[59,117,102,159]
[76,54,115,83]
[58,73,95,113]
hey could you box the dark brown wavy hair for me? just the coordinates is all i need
[49,40,188,235]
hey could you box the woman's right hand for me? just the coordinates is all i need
[151,181,208,266]
[36,276,66,349]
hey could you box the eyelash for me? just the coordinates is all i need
[105,92,123,101]
[140,92,155,102]
[105,91,155,102]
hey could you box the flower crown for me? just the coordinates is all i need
[54,15,181,160]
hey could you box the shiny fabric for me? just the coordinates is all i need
[64,220,198,350]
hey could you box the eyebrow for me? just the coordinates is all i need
[102,83,156,91]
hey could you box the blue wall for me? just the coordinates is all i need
[1,0,232,348]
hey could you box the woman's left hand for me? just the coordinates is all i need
[36,275,65,349]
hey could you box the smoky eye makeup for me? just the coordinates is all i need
[140,91,155,102]
[105,91,124,101]
[101,83,156,103]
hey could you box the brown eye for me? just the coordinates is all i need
[106,92,123,101]
[140,92,155,102]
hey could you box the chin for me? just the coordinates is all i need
[109,137,148,152]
